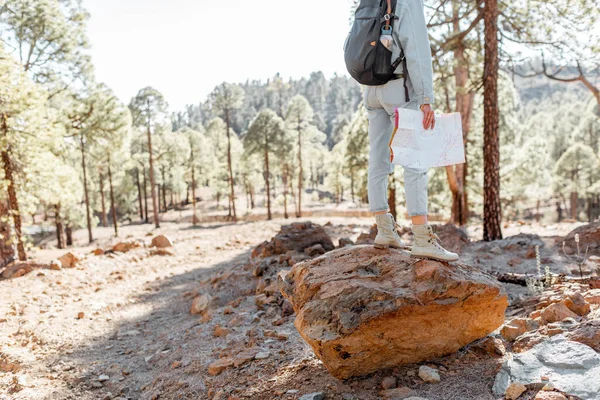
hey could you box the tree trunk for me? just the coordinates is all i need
[570,191,578,220]
[0,201,15,268]
[536,199,541,223]
[136,168,144,222]
[55,203,65,249]
[108,156,118,237]
[225,109,237,222]
[283,164,289,219]
[388,174,397,221]
[249,185,255,209]
[99,173,108,227]
[142,166,149,223]
[79,134,94,243]
[1,147,26,260]
[264,143,272,220]
[161,168,167,213]
[482,0,502,241]
[350,169,355,202]
[556,199,563,222]
[297,120,303,218]
[146,121,160,228]
[446,1,474,226]
[191,161,198,225]
[66,224,73,246]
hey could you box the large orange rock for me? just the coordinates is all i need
[278,245,508,379]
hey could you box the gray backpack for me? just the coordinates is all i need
[344,0,408,97]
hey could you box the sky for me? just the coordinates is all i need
[84,0,353,112]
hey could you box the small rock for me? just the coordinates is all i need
[151,235,173,248]
[255,351,270,360]
[418,366,440,383]
[112,241,141,253]
[58,251,84,268]
[305,244,326,257]
[542,382,555,391]
[171,361,182,369]
[380,386,412,399]
[541,301,579,324]
[299,393,325,400]
[563,292,590,316]
[98,375,110,382]
[505,382,527,400]
[213,325,229,338]
[77,312,85,319]
[50,260,62,271]
[490,246,503,255]
[339,238,354,248]
[534,392,567,400]
[207,358,234,376]
[92,248,105,256]
[91,381,103,388]
[190,294,212,315]
[381,376,397,390]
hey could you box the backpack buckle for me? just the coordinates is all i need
[383,14,391,21]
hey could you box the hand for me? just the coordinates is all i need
[420,104,435,130]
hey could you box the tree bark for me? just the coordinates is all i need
[388,174,397,221]
[99,173,108,227]
[146,112,160,228]
[446,0,474,226]
[282,164,289,219]
[482,0,503,241]
[142,165,149,223]
[161,168,167,213]
[79,134,94,243]
[570,191,578,220]
[1,148,26,261]
[55,203,65,249]
[264,142,272,220]
[66,224,73,246]
[224,109,237,221]
[0,201,15,268]
[108,156,118,237]
[136,168,144,222]
[191,158,198,225]
[297,119,303,218]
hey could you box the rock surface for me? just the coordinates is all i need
[252,222,334,259]
[559,221,600,255]
[278,245,508,379]
[493,335,600,399]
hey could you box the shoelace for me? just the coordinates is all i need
[428,231,444,249]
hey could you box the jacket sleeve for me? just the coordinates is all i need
[394,0,435,106]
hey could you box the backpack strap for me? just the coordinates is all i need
[381,0,398,24]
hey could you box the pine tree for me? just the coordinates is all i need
[0,47,47,260]
[209,83,245,222]
[285,95,325,217]
[129,87,169,228]
[244,109,287,220]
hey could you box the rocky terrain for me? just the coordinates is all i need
[0,218,599,400]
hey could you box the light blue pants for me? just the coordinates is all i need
[364,78,429,216]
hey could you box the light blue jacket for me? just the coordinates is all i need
[391,0,434,106]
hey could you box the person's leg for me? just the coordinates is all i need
[365,87,405,249]
[366,106,394,216]
[404,166,459,261]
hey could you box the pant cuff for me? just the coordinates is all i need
[408,211,427,217]
[370,207,390,213]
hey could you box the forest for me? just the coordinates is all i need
[0,0,599,264]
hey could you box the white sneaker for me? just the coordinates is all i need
[411,224,459,262]
[374,213,406,250]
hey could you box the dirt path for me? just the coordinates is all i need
[0,217,592,400]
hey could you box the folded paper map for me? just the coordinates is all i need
[389,108,465,169]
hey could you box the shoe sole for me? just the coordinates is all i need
[373,243,408,250]
[410,253,459,262]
